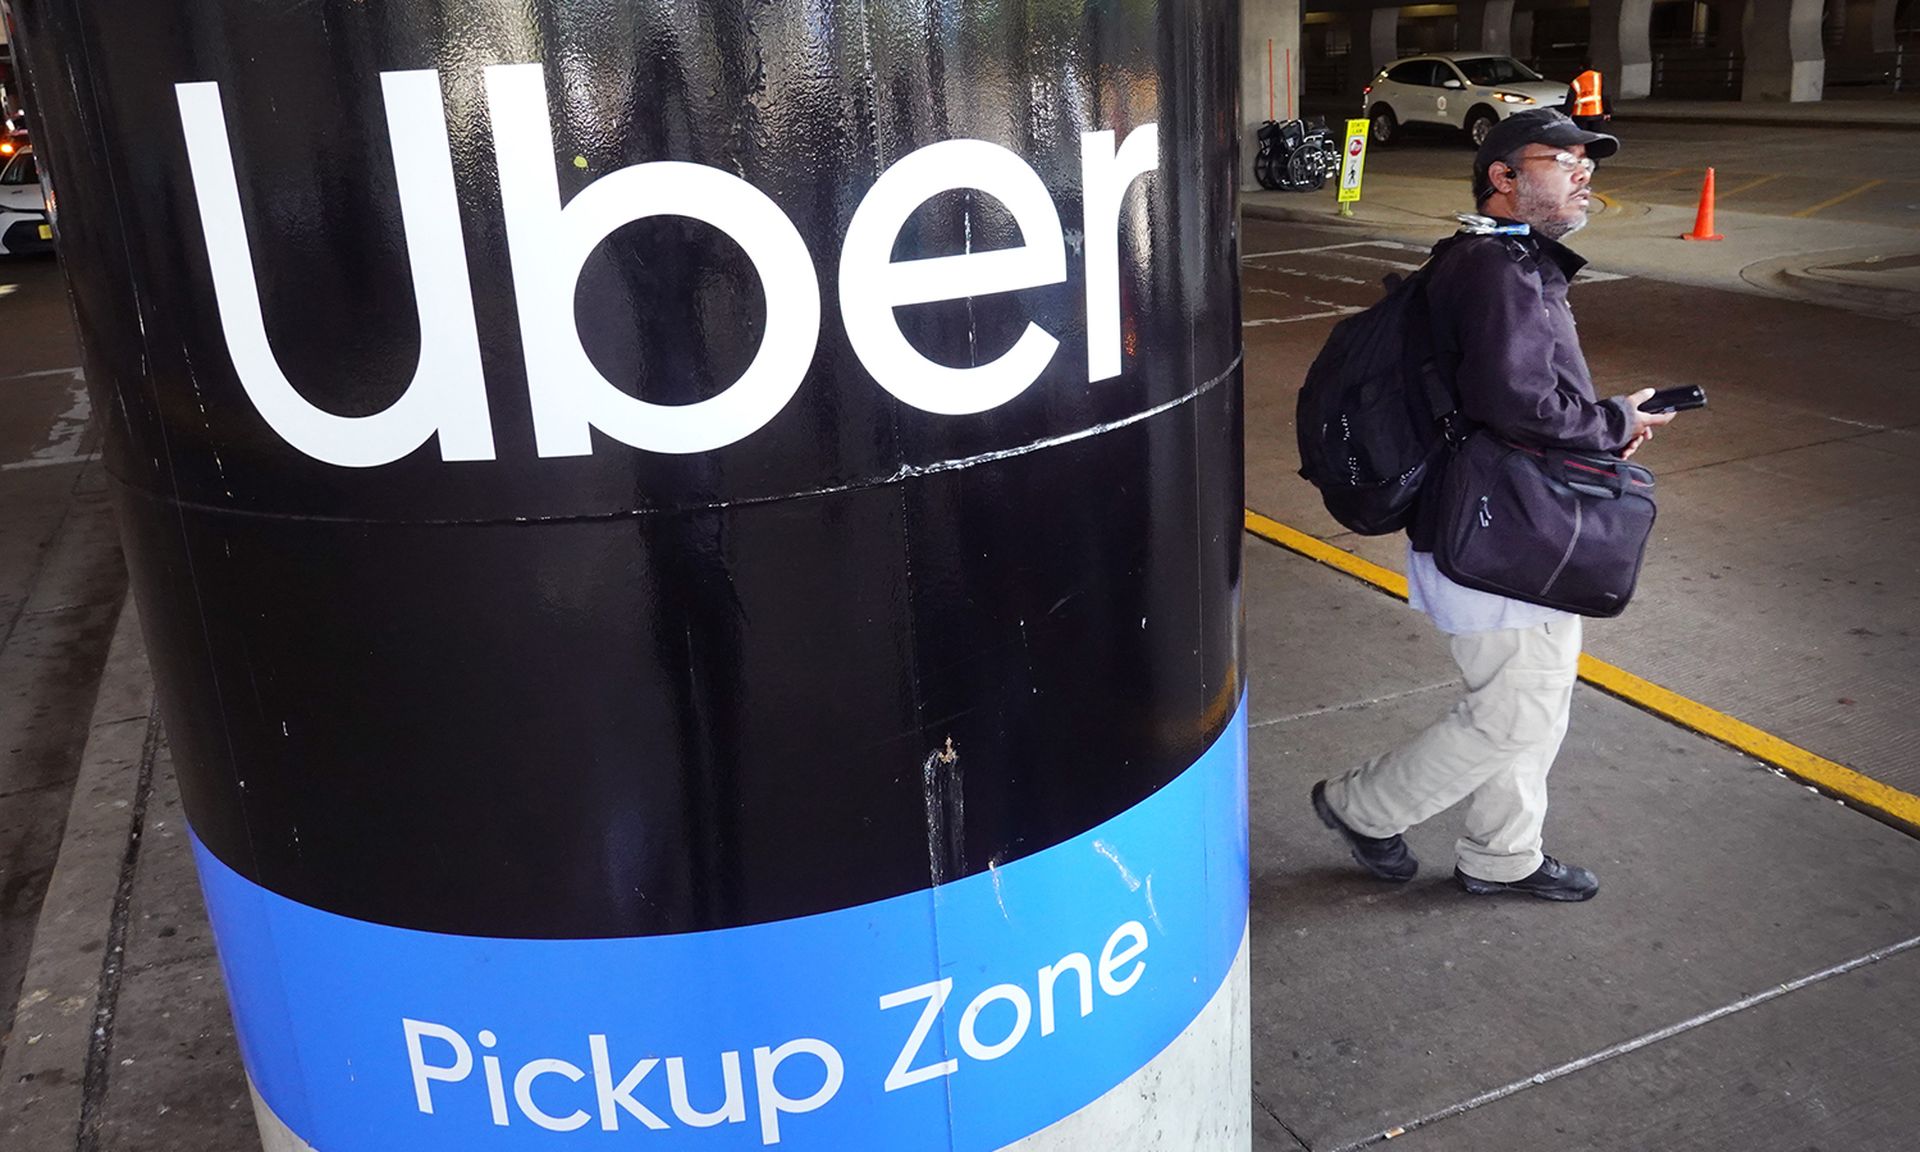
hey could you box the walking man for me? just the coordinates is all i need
[1312,109,1678,902]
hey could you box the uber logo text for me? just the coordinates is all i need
[175,66,1160,467]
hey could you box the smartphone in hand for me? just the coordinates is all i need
[1639,385,1706,414]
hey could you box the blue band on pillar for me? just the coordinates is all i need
[194,697,1247,1151]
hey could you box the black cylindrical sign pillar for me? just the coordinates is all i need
[12,1,1247,1147]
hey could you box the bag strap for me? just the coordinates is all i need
[1499,437,1653,494]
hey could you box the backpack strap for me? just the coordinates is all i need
[1412,237,1467,442]
[1419,230,1549,445]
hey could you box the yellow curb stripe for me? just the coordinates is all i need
[1792,178,1887,219]
[1244,510,1407,599]
[1572,655,1920,828]
[1243,508,1920,831]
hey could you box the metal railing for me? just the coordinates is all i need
[1823,47,1908,91]
[1649,48,1743,99]
[1305,56,1348,99]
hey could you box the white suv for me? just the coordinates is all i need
[1364,54,1571,148]
[0,148,53,256]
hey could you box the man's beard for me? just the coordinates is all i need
[1514,171,1588,240]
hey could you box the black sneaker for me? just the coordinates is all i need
[1455,856,1599,902]
[1311,781,1418,882]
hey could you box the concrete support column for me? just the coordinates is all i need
[1457,0,1517,52]
[1373,6,1402,68]
[1240,0,1303,190]
[1346,7,1403,100]
[14,2,1254,1149]
[1742,0,1825,100]
[1513,10,1537,58]
[1591,0,1656,98]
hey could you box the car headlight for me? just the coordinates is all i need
[1493,91,1535,104]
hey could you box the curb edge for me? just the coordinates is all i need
[0,596,153,1148]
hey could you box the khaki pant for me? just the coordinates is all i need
[1323,617,1582,883]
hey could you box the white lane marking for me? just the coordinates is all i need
[1243,240,1430,260]
[1244,307,1362,327]
[1247,242,1630,283]
[1244,242,1424,272]
[0,365,86,384]
[1319,252,1423,272]
[0,453,97,472]
[1250,681,1458,728]
[1327,931,1920,1152]
[1245,263,1374,287]
[2,370,91,471]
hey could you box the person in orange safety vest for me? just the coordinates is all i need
[1570,69,1606,130]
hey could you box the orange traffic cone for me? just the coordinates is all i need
[1682,168,1723,241]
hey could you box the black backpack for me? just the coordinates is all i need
[1295,240,1464,536]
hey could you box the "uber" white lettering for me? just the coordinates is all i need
[175,68,1159,468]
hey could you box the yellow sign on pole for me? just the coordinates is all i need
[1337,119,1369,214]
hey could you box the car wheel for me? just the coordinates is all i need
[1369,106,1397,146]
[1466,108,1498,149]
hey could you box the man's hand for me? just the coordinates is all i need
[1621,388,1679,458]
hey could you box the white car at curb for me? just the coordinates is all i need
[0,148,53,257]
[1363,53,1572,148]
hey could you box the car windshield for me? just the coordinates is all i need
[0,153,36,185]
[1455,57,1541,85]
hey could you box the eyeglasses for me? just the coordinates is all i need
[1518,151,1597,176]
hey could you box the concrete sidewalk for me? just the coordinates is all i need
[0,606,254,1152]
[7,539,1920,1149]
[1243,539,1920,1150]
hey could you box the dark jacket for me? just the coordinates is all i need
[1410,228,1636,552]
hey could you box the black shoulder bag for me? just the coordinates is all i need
[1425,241,1659,619]
[1431,431,1657,619]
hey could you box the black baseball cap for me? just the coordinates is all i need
[1474,108,1619,176]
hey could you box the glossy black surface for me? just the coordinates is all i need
[15,0,1244,936]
